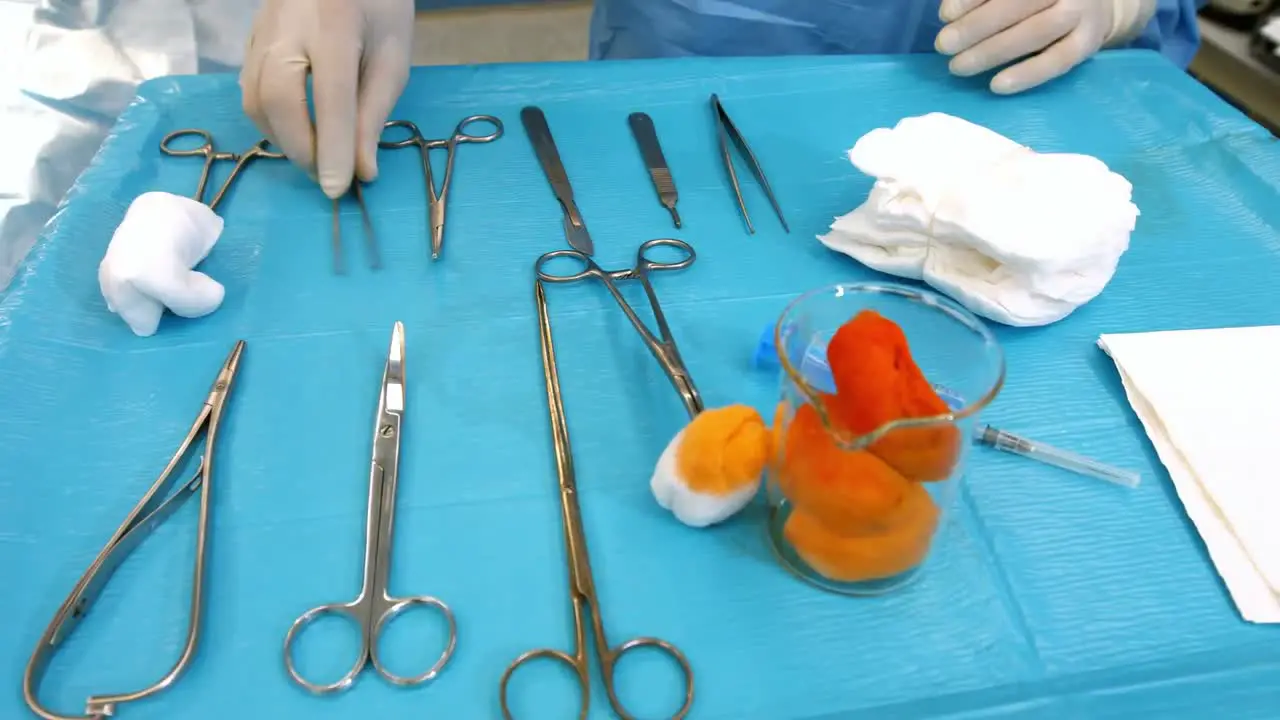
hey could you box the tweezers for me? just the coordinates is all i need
[710,94,789,235]
[331,181,381,274]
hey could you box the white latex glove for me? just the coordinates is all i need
[935,0,1156,94]
[239,0,414,199]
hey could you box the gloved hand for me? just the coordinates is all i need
[240,0,414,199]
[934,0,1156,94]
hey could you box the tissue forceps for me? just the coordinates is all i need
[331,181,381,274]
[710,95,789,235]
[378,115,505,260]
[284,322,457,695]
[160,129,286,213]
[534,238,704,418]
[499,281,694,720]
[23,340,246,720]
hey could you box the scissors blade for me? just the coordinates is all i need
[561,212,595,256]
[383,321,406,417]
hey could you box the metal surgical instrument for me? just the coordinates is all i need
[534,238,703,418]
[521,106,595,256]
[499,280,694,720]
[628,112,681,229]
[23,340,247,720]
[378,115,505,260]
[160,129,286,213]
[331,181,381,274]
[710,94,789,235]
[284,322,457,695]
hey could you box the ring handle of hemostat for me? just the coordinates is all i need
[160,129,222,157]
[634,237,695,275]
[378,120,426,150]
[159,130,285,159]
[452,114,505,144]
[534,238,695,284]
[160,129,227,205]
[534,238,703,417]
[283,595,457,694]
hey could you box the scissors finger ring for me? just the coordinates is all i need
[283,603,369,695]
[368,596,459,686]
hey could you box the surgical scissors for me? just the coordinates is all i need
[499,281,694,720]
[23,340,246,720]
[378,115,505,260]
[284,321,457,695]
[534,238,704,418]
[159,129,286,213]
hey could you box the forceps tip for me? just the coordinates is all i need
[669,207,683,229]
[224,339,247,369]
[430,229,444,260]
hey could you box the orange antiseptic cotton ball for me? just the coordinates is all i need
[826,309,912,435]
[782,481,939,583]
[775,402,911,532]
[825,309,961,482]
[652,404,771,527]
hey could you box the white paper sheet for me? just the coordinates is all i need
[1099,326,1280,623]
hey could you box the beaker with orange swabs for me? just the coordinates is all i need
[767,283,1005,595]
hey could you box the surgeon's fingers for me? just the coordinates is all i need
[938,0,987,23]
[990,27,1093,94]
[257,49,317,179]
[309,33,361,199]
[948,6,1075,77]
[936,0,1055,55]
[240,36,270,140]
[354,42,411,183]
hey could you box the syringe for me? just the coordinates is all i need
[975,425,1141,489]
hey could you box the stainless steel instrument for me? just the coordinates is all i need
[711,94,789,235]
[628,112,681,228]
[283,322,457,695]
[520,106,595,255]
[498,280,694,720]
[378,115,505,260]
[23,341,247,720]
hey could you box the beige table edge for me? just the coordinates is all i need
[1190,16,1280,134]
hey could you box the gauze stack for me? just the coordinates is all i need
[819,113,1140,327]
[99,191,226,337]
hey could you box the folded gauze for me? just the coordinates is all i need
[819,113,1140,327]
[99,191,226,337]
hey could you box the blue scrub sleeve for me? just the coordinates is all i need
[589,0,1209,70]
[1130,0,1210,69]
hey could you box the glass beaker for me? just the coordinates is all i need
[767,282,1004,595]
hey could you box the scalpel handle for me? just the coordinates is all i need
[628,112,680,228]
[520,106,583,224]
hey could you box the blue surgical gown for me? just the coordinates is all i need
[589,0,1207,71]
